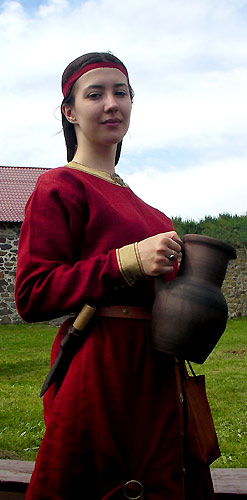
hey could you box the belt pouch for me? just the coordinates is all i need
[183,362,221,465]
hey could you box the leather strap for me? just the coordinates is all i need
[96,305,152,320]
[174,359,186,478]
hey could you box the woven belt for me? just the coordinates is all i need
[96,305,152,321]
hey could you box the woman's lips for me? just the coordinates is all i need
[101,118,121,126]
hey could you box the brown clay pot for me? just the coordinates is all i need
[151,234,237,363]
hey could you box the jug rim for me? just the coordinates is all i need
[182,234,237,259]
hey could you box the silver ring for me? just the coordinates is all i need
[168,252,175,261]
[124,480,143,499]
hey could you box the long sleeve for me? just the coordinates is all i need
[15,166,178,322]
[15,175,139,322]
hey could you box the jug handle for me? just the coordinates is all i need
[173,237,185,275]
[154,237,184,294]
[174,237,185,255]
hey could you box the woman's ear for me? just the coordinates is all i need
[62,104,77,124]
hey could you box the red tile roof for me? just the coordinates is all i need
[0,166,50,222]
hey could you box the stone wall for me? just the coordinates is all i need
[0,222,21,324]
[222,246,247,318]
[0,222,246,324]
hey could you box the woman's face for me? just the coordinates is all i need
[63,67,132,149]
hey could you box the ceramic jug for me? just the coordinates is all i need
[152,234,237,363]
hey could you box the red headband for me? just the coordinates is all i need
[62,62,129,97]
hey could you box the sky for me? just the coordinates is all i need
[0,0,247,220]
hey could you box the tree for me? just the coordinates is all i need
[172,214,246,247]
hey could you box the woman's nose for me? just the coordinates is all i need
[104,93,119,112]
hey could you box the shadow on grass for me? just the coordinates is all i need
[0,359,49,376]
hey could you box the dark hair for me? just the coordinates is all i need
[61,52,134,165]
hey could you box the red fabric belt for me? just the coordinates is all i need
[97,305,152,321]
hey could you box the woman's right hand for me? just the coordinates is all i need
[137,231,182,276]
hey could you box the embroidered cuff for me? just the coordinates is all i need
[116,242,146,286]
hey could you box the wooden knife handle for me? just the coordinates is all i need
[73,304,96,331]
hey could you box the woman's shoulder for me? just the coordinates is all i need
[37,163,113,189]
[24,166,89,212]
[34,164,90,197]
[37,164,82,185]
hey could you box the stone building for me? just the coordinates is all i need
[0,166,49,324]
[0,166,246,324]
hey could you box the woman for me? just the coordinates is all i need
[15,52,215,499]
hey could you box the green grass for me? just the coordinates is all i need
[0,318,246,466]
[192,317,247,468]
[0,324,55,460]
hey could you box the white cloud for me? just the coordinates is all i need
[0,0,246,218]
[121,157,247,220]
[127,67,247,153]
[38,0,68,17]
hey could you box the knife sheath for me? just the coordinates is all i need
[40,304,96,397]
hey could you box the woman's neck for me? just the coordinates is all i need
[73,143,117,174]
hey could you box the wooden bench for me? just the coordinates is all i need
[211,468,247,498]
[0,460,246,499]
[0,460,34,499]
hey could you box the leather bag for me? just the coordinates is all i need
[182,363,221,465]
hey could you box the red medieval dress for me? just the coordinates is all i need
[15,162,215,500]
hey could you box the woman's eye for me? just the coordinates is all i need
[115,91,127,97]
[88,92,101,99]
